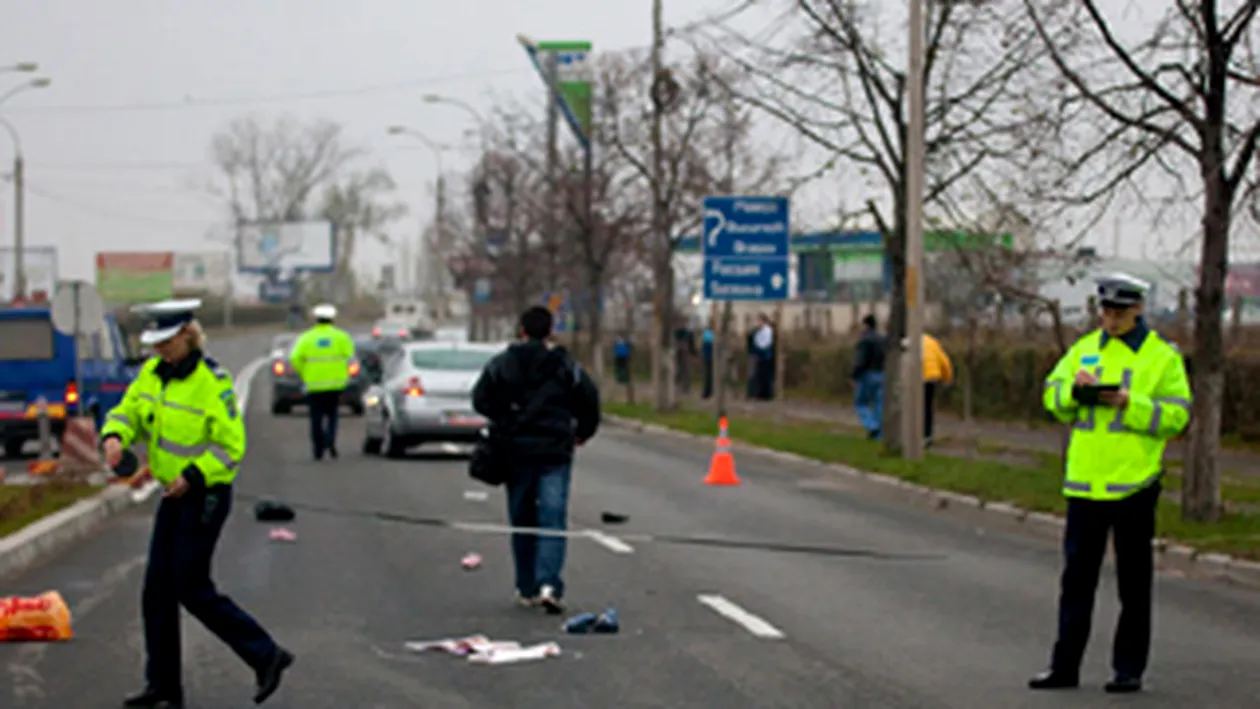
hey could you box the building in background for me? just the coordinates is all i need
[173,252,231,297]
[0,246,58,302]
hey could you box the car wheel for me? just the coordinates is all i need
[349,403,365,417]
[381,421,406,459]
[271,400,290,415]
[362,434,382,455]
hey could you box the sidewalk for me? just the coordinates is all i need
[671,389,1260,478]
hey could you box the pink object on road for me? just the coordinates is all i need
[461,553,482,570]
[269,528,297,542]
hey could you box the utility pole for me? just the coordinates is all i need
[650,0,671,409]
[13,153,24,301]
[902,0,927,460]
[544,51,561,297]
[434,174,448,319]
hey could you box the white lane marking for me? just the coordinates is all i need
[697,594,786,639]
[463,490,489,502]
[585,529,635,554]
[234,356,269,413]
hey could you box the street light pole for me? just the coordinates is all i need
[0,76,51,302]
[902,0,927,460]
[387,126,450,318]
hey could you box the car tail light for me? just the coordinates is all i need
[403,376,424,397]
[372,327,382,337]
[64,381,79,405]
[272,360,286,375]
[398,329,408,338]
[348,361,361,377]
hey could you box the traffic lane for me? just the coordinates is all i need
[226,401,935,708]
[206,329,282,374]
[567,428,1260,706]
[3,391,935,707]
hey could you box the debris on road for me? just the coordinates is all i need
[269,528,298,542]
[0,591,73,641]
[463,490,489,502]
[460,552,482,570]
[254,500,296,522]
[600,511,628,524]
[563,607,619,634]
[404,634,560,663]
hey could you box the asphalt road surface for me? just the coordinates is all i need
[3,331,1260,707]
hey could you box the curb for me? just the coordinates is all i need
[0,484,139,580]
[604,413,1260,591]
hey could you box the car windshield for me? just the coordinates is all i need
[272,334,296,350]
[409,348,496,371]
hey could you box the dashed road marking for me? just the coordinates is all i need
[697,594,785,639]
[586,530,635,554]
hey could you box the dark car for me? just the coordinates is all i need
[269,339,369,416]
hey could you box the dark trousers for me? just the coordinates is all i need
[701,353,713,398]
[307,389,342,458]
[505,462,572,598]
[924,382,937,439]
[143,486,278,692]
[1050,481,1160,678]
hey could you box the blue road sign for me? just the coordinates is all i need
[702,196,790,301]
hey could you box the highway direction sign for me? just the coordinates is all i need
[701,196,790,301]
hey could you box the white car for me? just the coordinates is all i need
[361,340,504,458]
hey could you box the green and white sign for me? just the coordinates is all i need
[520,37,593,148]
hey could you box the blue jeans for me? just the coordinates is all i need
[854,370,884,436]
[505,462,572,598]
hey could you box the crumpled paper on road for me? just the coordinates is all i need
[404,634,561,664]
[0,591,72,642]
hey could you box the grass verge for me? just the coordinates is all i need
[605,402,1260,561]
[0,482,101,538]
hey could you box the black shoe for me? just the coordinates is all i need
[1028,670,1079,690]
[1104,674,1142,693]
[329,445,338,459]
[254,648,294,704]
[122,687,183,707]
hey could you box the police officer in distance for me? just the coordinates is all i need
[1029,274,1191,694]
[289,303,356,460]
[102,299,294,707]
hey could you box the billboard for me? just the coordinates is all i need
[0,246,58,302]
[96,252,174,304]
[174,252,231,294]
[237,221,336,274]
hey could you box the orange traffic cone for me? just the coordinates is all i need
[703,416,740,486]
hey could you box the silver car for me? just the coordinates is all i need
[361,340,503,458]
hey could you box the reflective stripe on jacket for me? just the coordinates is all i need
[1042,329,1191,501]
[289,324,356,392]
[101,356,245,487]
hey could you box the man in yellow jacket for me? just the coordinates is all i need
[922,333,953,447]
[101,299,293,707]
[1029,273,1190,694]
[290,303,356,460]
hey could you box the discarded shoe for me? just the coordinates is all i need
[600,511,629,524]
[253,501,295,522]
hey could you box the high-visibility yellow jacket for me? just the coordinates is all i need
[923,334,953,384]
[1043,326,1191,501]
[289,324,356,393]
[101,353,244,488]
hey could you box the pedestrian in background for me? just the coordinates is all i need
[1029,273,1190,694]
[612,333,632,385]
[472,306,601,614]
[701,322,715,399]
[102,299,293,708]
[921,332,953,447]
[749,313,775,400]
[289,303,355,461]
[851,314,886,440]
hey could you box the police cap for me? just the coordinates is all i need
[131,298,203,345]
[1096,273,1149,309]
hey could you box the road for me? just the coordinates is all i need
[3,331,1260,707]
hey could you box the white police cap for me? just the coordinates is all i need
[1096,273,1149,308]
[131,298,203,345]
[311,303,337,320]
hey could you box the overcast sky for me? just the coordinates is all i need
[2,0,1255,291]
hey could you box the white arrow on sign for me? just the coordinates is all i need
[770,273,785,290]
[704,209,726,247]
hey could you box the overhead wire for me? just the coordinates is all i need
[21,181,218,226]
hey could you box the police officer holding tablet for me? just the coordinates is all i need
[1029,273,1191,694]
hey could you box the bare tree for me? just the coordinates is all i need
[1024,0,1260,522]
[319,168,408,296]
[698,0,1045,451]
[207,114,362,223]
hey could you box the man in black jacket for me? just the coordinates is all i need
[851,314,886,439]
[472,306,601,614]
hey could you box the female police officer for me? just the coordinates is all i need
[101,299,294,707]
[1029,274,1191,695]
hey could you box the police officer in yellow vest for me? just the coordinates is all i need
[289,303,355,460]
[101,299,294,707]
[1029,274,1191,695]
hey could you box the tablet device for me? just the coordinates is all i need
[1074,383,1120,406]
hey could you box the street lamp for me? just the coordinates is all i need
[386,125,452,309]
[1,62,38,74]
[0,76,52,301]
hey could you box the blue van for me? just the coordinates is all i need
[0,306,143,458]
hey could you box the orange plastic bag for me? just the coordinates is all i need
[0,591,73,641]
